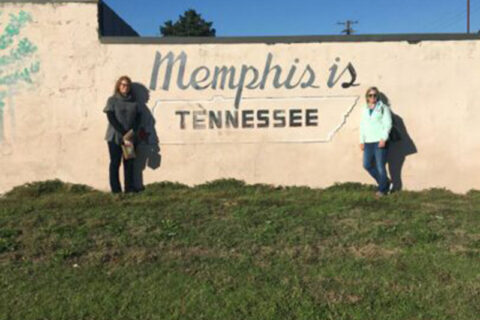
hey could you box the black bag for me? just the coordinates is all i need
[381,105,402,142]
[389,125,402,142]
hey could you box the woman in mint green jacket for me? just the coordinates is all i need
[360,87,392,197]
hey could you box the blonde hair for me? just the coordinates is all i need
[113,75,132,95]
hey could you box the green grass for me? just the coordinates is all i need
[1,179,480,320]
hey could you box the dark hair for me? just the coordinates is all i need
[114,75,132,95]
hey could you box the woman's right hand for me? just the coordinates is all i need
[360,143,365,151]
[123,139,133,147]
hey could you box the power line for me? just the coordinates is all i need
[438,1,480,32]
[337,20,358,35]
[422,0,480,33]
[436,10,467,32]
[423,8,466,31]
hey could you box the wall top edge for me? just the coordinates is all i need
[99,33,480,45]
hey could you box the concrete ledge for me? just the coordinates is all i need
[100,33,480,45]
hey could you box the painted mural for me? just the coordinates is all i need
[149,51,361,144]
[0,10,40,146]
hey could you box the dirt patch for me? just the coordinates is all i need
[449,245,480,254]
[338,218,358,228]
[349,243,400,259]
[373,219,396,226]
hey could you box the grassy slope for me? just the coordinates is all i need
[0,179,479,320]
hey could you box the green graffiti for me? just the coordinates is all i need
[0,91,5,142]
[0,61,40,85]
[0,10,40,143]
[0,10,37,109]
[0,91,5,107]
[0,11,32,50]
[0,38,37,66]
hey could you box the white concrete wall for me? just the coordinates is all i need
[0,1,479,193]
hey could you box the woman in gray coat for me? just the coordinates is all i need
[103,76,141,193]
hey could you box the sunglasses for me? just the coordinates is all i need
[120,82,130,87]
[367,93,377,98]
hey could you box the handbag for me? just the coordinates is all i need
[121,143,136,160]
[380,105,402,142]
[121,129,136,159]
[389,125,401,142]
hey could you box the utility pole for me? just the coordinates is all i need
[467,0,471,33]
[337,20,358,35]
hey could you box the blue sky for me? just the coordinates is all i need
[104,0,480,36]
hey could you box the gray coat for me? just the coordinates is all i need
[103,93,140,145]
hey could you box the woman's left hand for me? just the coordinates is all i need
[378,140,386,148]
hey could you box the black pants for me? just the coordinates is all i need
[107,141,135,193]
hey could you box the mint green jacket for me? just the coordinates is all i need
[360,101,392,143]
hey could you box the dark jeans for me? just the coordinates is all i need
[107,141,135,193]
[363,142,390,194]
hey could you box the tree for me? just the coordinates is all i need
[160,9,216,37]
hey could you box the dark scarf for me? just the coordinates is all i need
[115,92,135,102]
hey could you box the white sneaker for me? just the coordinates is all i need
[375,191,386,198]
